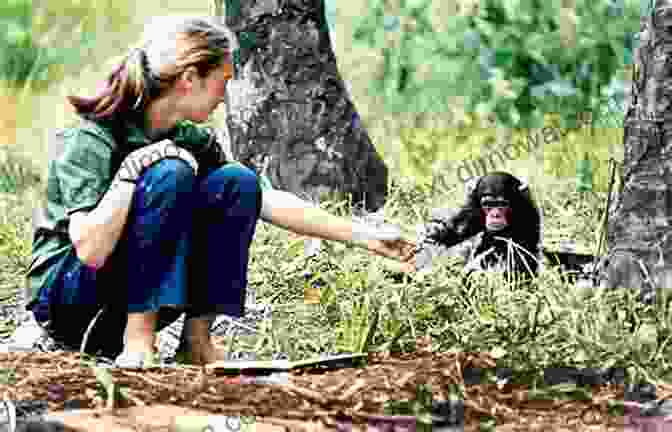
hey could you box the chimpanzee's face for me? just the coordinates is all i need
[481,195,511,232]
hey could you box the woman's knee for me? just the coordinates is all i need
[135,158,197,206]
[201,163,262,208]
[219,163,261,191]
[139,158,197,190]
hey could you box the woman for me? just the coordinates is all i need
[24,16,415,367]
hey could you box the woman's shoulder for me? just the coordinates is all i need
[60,118,120,146]
[50,118,119,162]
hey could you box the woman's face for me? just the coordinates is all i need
[181,62,232,123]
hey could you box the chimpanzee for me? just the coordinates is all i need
[417,171,542,282]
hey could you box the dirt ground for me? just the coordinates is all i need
[1,340,659,432]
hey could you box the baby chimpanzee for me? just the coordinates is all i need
[417,172,542,282]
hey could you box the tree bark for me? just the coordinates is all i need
[221,0,389,212]
[599,0,672,302]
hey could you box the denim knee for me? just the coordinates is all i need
[125,158,197,252]
[140,158,196,186]
[199,163,262,212]
[136,158,197,206]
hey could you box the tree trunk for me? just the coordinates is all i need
[599,0,672,302]
[221,0,389,212]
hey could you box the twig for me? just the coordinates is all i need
[212,315,259,334]
[120,370,183,391]
[336,379,367,402]
[118,387,146,407]
[256,417,313,432]
[80,307,105,355]
[1,397,16,432]
[593,157,618,277]
[282,382,329,406]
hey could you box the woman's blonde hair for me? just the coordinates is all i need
[68,16,234,120]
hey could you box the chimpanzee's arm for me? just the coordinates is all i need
[424,205,484,249]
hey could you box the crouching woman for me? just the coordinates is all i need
[25,16,415,367]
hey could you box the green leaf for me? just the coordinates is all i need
[490,346,508,359]
[493,48,515,68]
[358,303,379,353]
[238,31,257,50]
[573,348,588,363]
[225,0,241,18]
[92,366,117,408]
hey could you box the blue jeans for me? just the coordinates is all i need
[32,159,262,358]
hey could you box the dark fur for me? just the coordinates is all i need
[425,172,542,281]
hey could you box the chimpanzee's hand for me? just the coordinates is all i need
[422,219,449,246]
[422,208,460,245]
[423,219,447,244]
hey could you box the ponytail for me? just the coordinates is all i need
[67,48,157,120]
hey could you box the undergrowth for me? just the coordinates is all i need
[6,178,661,381]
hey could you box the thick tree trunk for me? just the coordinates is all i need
[221,0,389,212]
[600,0,672,302]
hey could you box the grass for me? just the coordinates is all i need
[2,0,667,391]
[6,174,669,385]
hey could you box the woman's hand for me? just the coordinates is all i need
[368,238,417,273]
[114,139,199,183]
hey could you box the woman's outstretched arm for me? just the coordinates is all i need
[259,189,415,268]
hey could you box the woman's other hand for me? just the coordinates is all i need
[368,238,417,273]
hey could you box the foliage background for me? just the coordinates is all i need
[0,0,636,191]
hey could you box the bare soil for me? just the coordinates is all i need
[0,339,658,431]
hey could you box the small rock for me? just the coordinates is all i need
[625,382,657,404]
[47,384,65,403]
[432,398,465,426]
